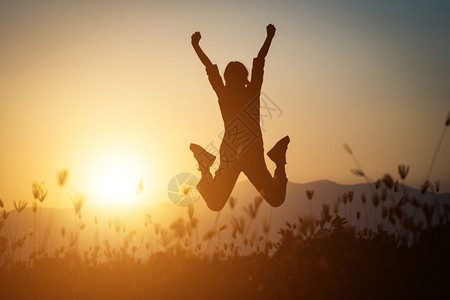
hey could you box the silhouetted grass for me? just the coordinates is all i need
[0,113,449,299]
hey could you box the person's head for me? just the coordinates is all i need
[224,61,249,88]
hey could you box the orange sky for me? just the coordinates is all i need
[0,1,449,208]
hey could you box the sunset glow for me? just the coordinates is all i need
[1,1,449,298]
[89,153,143,207]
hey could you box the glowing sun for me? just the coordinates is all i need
[89,154,143,206]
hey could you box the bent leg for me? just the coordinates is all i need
[197,151,241,211]
[242,150,288,207]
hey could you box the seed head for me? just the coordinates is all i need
[421,180,430,195]
[1,209,10,220]
[382,174,394,190]
[351,169,364,177]
[32,182,47,203]
[70,192,86,216]
[398,165,409,180]
[375,179,381,190]
[348,191,354,203]
[229,196,236,209]
[57,169,70,187]
[14,200,27,213]
[343,143,352,155]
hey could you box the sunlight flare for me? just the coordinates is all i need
[89,154,143,206]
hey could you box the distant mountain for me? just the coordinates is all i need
[220,179,450,236]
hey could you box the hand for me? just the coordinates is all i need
[191,31,201,45]
[266,24,276,38]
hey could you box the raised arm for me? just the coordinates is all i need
[191,31,213,68]
[257,24,276,60]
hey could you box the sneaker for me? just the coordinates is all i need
[267,135,290,165]
[190,143,216,171]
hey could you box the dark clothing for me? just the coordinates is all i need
[197,58,287,211]
[206,57,264,139]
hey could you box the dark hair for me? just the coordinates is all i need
[224,61,249,87]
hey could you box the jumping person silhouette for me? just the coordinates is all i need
[190,24,290,211]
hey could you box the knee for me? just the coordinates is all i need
[206,201,226,212]
[204,196,227,211]
[266,197,285,208]
[259,188,286,208]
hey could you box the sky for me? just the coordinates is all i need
[0,0,449,208]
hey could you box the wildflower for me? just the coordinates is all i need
[421,180,430,194]
[351,169,364,177]
[340,193,348,205]
[356,211,361,220]
[343,143,352,155]
[1,209,10,220]
[14,200,27,213]
[69,232,78,247]
[361,193,366,204]
[170,217,186,238]
[265,241,273,252]
[321,204,331,223]
[32,202,37,213]
[375,179,381,190]
[70,192,86,217]
[231,216,245,237]
[203,229,215,241]
[446,111,450,127]
[244,197,263,219]
[306,190,314,200]
[382,174,393,190]
[398,165,409,180]
[32,182,48,203]
[254,196,263,210]
[348,191,354,203]
[57,169,70,187]
[0,199,3,208]
[229,196,236,209]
